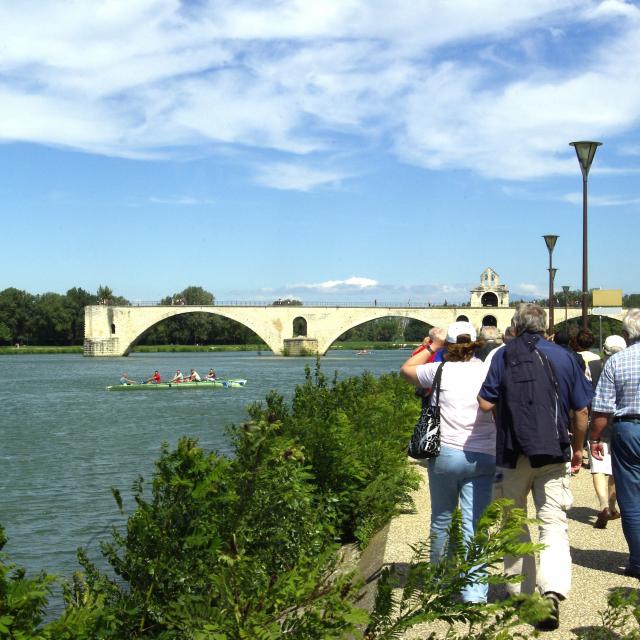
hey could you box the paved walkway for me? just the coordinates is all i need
[380,460,640,638]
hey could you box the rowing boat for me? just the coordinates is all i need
[107,379,247,391]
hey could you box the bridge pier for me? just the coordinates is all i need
[283,337,319,356]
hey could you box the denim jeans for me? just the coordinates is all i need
[427,444,496,603]
[611,421,640,573]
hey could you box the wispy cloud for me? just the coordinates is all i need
[253,162,350,191]
[516,283,545,297]
[291,277,379,290]
[562,192,640,206]
[1,1,640,185]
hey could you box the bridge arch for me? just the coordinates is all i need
[482,315,497,327]
[84,305,287,356]
[481,292,498,307]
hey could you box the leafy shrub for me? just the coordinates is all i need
[246,361,420,546]
[0,525,54,639]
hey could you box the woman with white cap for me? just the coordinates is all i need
[401,320,495,603]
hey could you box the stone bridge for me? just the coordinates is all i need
[83,303,625,357]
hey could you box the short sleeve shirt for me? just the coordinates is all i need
[592,343,640,416]
[416,359,495,456]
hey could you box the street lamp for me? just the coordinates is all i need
[543,235,559,335]
[562,285,570,326]
[570,141,602,329]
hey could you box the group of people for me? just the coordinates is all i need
[119,368,217,385]
[400,303,640,632]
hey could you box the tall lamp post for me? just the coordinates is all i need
[570,141,602,329]
[543,235,559,335]
[562,285,570,326]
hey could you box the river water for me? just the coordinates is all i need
[0,350,407,588]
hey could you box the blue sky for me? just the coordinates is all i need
[1,0,640,304]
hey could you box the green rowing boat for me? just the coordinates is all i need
[107,379,247,391]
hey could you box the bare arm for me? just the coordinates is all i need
[589,411,612,461]
[477,396,495,413]
[570,407,589,473]
[400,347,432,386]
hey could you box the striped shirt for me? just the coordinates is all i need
[593,342,640,416]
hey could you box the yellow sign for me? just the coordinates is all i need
[592,289,623,307]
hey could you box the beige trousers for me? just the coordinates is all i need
[495,455,573,598]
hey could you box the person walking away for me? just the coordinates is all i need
[576,329,600,383]
[590,310,640,578]
[401,321,495,603]
[589,335,626,528]
[475,325,501,361]
[478,303,593,631]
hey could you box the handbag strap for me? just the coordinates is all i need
[431,362,444,406]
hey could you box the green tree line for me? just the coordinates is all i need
[0,285,434,347]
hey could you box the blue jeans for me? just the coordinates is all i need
[611,421,640,572]
[427,444,496,602]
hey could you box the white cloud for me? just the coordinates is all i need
[291,276,379,290]
[517,283,545,296]
[1,0,640,184]
[253,161,349,191]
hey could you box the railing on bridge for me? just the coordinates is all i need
[111,300,477,309]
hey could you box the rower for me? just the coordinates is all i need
[120,373,136,385]
[206,368,217,381]
[187,368,201,382]
[170,369,184,383]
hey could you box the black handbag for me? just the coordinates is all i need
[407,362,444,460]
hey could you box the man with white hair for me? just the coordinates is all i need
[478,303,593,631]
[591,309,640,578]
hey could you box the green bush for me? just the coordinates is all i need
[0,525,55,639]
[246,362,420,546]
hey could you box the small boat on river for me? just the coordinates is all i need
[107,379,247,391]
[356,350,371,355]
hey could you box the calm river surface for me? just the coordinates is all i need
[0,350,407,588]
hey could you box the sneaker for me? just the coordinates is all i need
[623,567,640,579]
[594,508,610,529]
[535,592,560,632]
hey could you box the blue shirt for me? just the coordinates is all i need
[593,342,640,416]
[480,336,593,414]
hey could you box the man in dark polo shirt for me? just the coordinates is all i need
[477,303,592,631]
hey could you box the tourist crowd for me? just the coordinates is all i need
[401,304,640,632]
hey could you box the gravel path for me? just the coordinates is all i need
[381,459,640,638]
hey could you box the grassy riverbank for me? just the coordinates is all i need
[0,342,417,355]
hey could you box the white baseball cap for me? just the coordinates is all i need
[446,321,477,343]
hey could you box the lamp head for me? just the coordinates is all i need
[569,141,602,179]
[543,234,559,253]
